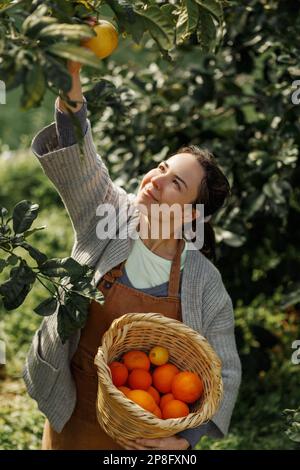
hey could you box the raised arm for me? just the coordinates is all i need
[31,61,122,242]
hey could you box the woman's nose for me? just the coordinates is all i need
[151,174,164,189]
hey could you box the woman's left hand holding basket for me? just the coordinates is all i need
[116,435,190,450]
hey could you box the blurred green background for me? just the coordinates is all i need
[1,0,300,449]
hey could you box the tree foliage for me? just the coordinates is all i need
[85,0,300,307]
[0,0,225,109]
[0,201,104,342]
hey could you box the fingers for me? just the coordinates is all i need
[115,436,149,450]
[136,438,161,449]
[67,60,82,75]
[85,16,98,26]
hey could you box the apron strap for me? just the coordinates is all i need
[102,262,125,284]
[168,238,185,297]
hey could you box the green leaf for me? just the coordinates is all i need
[47,43,102,69]
[1,207,8,218]
[215,228,246,247]
[136,5,175,51]
[0,282,32,310]
[22,242,48,266]
[263,180,287,204]
[21,65,46,110]
[0,0,29,14]
[280,289,300,309]
[11,234,25,246]
[40,257,89,280]
[0,262,35,310]
[10,262,36,284]
[71,281,104,303]
[195,0,223,21]
[7,255,19,266]
[23,225,46,238]
[186,0,200,30]
[43,56,72,93]
[38,23,95,41]
[22,13,58,38]
[0,259,7,273]
[197,6,217,53]
[34,297,58,316]
[12,201,39,234]
[176,0,199,45]
[66,292,90,317]
[57,297,90,343]
[0,224,11,236]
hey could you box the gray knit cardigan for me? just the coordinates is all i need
[23,119,242,447]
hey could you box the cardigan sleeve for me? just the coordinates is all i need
[176,269,241,448]
[205,293,242,437]
[177,420,222,449]
[30,98,122,241]
[55,97,88,148]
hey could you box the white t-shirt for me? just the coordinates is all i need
[124,237,187,289]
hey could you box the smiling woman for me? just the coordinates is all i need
[135,147,230,263]
[23,60,241,451]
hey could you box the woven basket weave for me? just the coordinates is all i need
[94,312,223,440]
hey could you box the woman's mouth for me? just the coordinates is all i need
[144,187,159,202]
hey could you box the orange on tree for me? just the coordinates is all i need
[162,399,190,419]
[81,20,118,59]
[109,361,128,387]
[128,368,152,390]
[152,363,179,394]
[149,346,169,366]
[127,389,157,413]
[171,371,204,404]
[122,350,151,371]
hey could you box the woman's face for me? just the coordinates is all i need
[135,153,205,227]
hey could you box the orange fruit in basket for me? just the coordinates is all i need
[123,350,150,371]
[146,386,160,405]
[149,346,169,366]
[153,404,162,419]
[171,371,204,404]
[152,363,179,394]
[127,390,156,413]
[128,369,152,390]
[109,361,128,387]
[162,399,190,419]
[118,386,131,397]
[160,393,174,410]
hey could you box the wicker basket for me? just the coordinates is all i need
[94,312,223,441]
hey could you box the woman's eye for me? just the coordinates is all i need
[158,165,165,172]
[174,180,180,189]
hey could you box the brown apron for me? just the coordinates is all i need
[42,239,184,449]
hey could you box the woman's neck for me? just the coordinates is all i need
[140,237,181,260]
[137,214,184,260]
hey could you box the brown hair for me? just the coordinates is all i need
[177,145,231,263]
